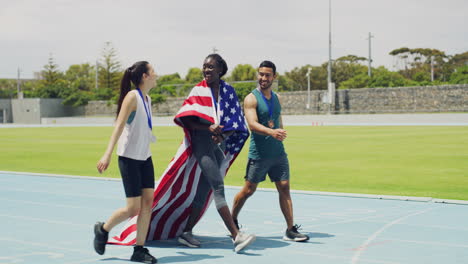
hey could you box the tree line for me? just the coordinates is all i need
[1,43,466,107]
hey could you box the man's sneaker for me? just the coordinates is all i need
[178,231,201,248]
[93,222,108,255]
[233,232,256,253]
[130,247,157,264]
[283,224,310,242]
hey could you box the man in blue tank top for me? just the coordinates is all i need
[231,61,309,242]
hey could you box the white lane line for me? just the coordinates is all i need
[0,187,121,200]
[66,253,130,264]
[286,250,401,264]
[350,207,435,264]
[0,214,89,228]
[328,231,468,249]
[0,238,93,255]
[383,238,468,249]
[362,219,468,232]
[0,198,102,210]
[2,171,468,205]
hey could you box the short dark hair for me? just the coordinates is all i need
[258,60,276,74]
[206,53,228,77]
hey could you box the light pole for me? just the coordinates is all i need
[431,56,434,82]
[367,32,374,77]
[95,59,99,89]
[327,0,332,86]
[327,0,334,114]
[306,67,311,109]
[17,67,22,99]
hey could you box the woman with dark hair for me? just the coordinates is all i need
[110,54,255,254]
[93,61,158,264]
[176,54,256,252]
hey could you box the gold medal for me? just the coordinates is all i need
[268,120,274,128]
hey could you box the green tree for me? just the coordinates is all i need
[369,66,412,87]
[412,71,431,83]
[35,55,68,98]
[0,79,16,98]
[65,64,95,91]
[277,74,294,91]
[97,42,122,100]
[340,74,371,89]
[448,51,468,68]
[445,51,468,82]
[20,80,40,98]
[389,47,448,82]
[340,66,412,89]
[62,63,96,106]
[449,65,468,84]
[152,73,185,97]
[43,55,62,83]
[330,55,368,88]
[283,65,328,91]
[185,67,203,84]
[229,64,256,81]
[284,65,310,91]
[231,81,256,103]
[158,73,184,84]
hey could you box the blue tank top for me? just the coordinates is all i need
[248,89,285,159]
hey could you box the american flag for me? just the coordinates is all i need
[108,79,249,245]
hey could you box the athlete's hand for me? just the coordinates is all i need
[212,134,224,144]
[270,129,287,141]
[209,124,224,135]
[97,155,111,174]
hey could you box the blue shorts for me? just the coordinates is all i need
[245,154,290,183]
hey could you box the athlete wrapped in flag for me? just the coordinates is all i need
[109,54,256,253]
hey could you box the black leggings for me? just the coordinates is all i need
[190,130,227,210]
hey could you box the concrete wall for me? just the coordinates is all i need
[85,101,116,116]
[277,84,468,114]
[86,84,468,116]
[11,98,41,123]
[0,99,13,123]
[333,85,468,114]
[10,98,85,124]
[39,99,85,117]
[85,97,184,116]
[5,84,467,123]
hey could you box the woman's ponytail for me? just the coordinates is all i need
[116,61,149,117]
[116,67,133,116]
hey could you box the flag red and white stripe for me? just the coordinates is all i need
[108,80,249,245]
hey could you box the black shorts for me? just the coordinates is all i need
[245,154,290,183]
[118,156,155,197]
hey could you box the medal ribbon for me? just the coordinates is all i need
[136,88,152,129]
[259,89,274,126]
[210,85,222,124]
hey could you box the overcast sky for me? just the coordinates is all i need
[1,0,467,79]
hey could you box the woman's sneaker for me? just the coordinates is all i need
[130,246,157,264]
[178,231,201,248]
[93,222,108,255]
[283,224,310,242]
[233,232,256,253]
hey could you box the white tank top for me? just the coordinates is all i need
[117,90,155,160]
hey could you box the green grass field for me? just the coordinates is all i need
[1,126,467,200]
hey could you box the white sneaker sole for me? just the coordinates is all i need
[283,235,309,242]
[234,235,256,253]
[177,237,200,248]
